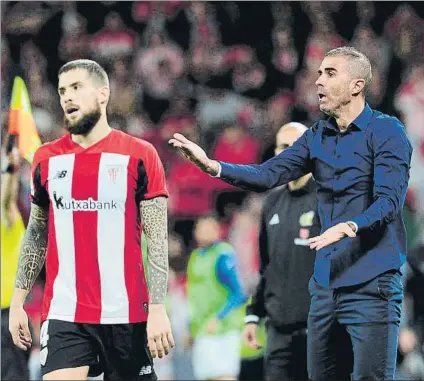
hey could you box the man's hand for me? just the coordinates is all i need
[168,133,219,175]
[308,223,356,251]
[146,304,175,359]
[9,305,32,351]
[243,323,262,350]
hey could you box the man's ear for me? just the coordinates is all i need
[351,78,365,96]
[98,86,110,106]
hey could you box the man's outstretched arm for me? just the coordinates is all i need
[169,130,313,192]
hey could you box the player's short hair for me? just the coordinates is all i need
[325,46,372,96]
[58,59,109,87]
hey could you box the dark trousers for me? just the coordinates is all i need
[307,270,403,380]
[264,322,308,381]
[1,309,30,380]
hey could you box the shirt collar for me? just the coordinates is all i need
[325,103,373,132]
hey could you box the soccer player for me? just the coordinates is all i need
[169,46,413,380]
[9,59,174,381]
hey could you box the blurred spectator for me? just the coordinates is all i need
[271,2,294,30]
[108,58,138,117]
[213,120,261,168]
[3,1,54,38]
[227,194,263,294]
[132,1,184,28]
[19,40,49,79]
[189,36,228,83]
[356,1,376,24]
[303,18,346,72]
[350,24,392,75]
[231,50,267,98]
[186,2,220,48]
[384,4,424,64]
[395,63,424,217]
[26,69,58,141]
[271,28,299,76]
[135,31,184,99]
[196,88,250,138]
[167,120,215,231]
[90,11,137,64]
[265,91,295,143]
[58,5,90,62]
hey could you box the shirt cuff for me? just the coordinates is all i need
[244,314,260,324]
[346,220,358,233]
[350,215,369,231]
[210,162,221,178]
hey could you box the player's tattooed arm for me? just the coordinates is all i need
[15,204,49,291]
[140,196,169,304]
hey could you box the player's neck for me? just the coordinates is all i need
[335,98,366,131]
[71,116,112,149]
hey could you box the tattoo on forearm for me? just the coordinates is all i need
[15,205,49,290]
[140,197,169,304]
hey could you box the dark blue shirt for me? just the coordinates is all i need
[218,104,413,288]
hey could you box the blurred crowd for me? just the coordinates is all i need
[1,1,424,380]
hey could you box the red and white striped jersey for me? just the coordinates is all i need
[30,129,169,324]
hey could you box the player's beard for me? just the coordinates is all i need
[64,105,102,136]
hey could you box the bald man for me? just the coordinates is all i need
[241,123,320,381]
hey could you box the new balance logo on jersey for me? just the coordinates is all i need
[139,366,152,375]
[53,170,67,179]
[53,192,117,211]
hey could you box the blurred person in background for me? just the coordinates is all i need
[135,31,184,100]
[242,123,319,381]
[166,233,194,380]
[169,46,413,380]
[186,214,248,380]
[8,59,174,381]
[396,224,424,380]
[1,145,30,380]
[90,11,137,64]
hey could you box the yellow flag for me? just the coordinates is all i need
[8,77,41,164]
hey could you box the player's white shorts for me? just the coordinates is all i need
[192,331,241,379]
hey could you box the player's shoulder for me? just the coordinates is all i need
[33,135,70,165]
[110,130,158,158]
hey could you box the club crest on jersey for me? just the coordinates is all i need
[299,210,315,227]
[107,165,123,183]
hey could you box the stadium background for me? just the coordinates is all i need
[1,1,424,379]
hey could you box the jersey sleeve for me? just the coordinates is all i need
[137,143,169,201]
[30,149,50,208]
